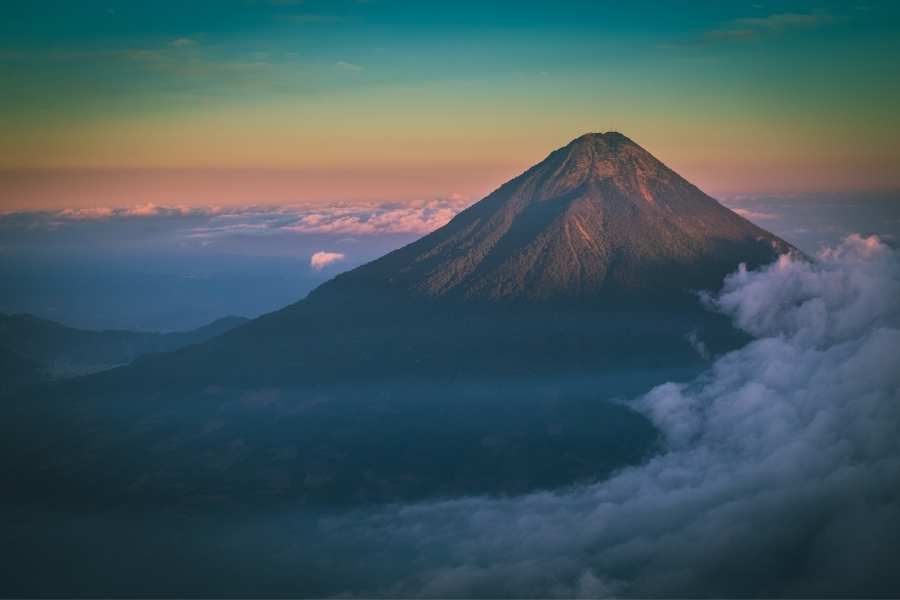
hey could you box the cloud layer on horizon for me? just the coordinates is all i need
[3,194,899,334]
[5,193,899,260]
[0,196,471,238]
[720,193,900,255]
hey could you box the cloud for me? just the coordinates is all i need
[55,206,115,220]
[706,12,837,42]
[335,60,363,72]
[283,200,464,236]
[733,12,837,30]
[304,234,900,597]
[282,13,344,24]
[730,207,778,221]
[169,37,197,47]
[684,330,710,360]
[3,43,282,86]
[54,203,217,220]
[1,197,471,238]
[0,203,214,230]
[719,192,900,256]
[309,250,345,270]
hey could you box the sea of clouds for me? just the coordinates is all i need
[0,198,471,329]
[301,234,900,597]
[0,197,469,238]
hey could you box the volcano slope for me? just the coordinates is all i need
[3,133,795,511]
[81,132,791,386]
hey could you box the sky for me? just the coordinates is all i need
[2,0,900,212]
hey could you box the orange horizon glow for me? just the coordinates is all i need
[3,3,899,212]
[2,142,898,213]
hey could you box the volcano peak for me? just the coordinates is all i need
[562,131,644,163]
[569,130,635,148]
[310,133,794,305]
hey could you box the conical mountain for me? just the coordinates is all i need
[308,132,792,306]
[23,133,796,389]
[3,134,799,510]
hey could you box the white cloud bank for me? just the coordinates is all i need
[309,251,345,270]
[57,203,214,219]
[281,198,465,236]
[2,196,471,237]
[315,234,900,597]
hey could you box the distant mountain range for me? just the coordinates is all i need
[4,133,796,509]
[0,313,248,389]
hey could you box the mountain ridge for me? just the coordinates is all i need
[0,313,249,390]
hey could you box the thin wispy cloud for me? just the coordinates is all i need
[660,11,840,48]
[55,203,218,220]
[735,12,838,30]
[731,207,778,221]
[0,43,280,85]
[282,13,344,25]
[335,60,363,72]
[169,37,197,47]
[706,12,837,42]
[282,199,464,236]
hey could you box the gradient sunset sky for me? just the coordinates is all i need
[2,0,899,211]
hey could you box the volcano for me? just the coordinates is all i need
[56,132,798,388]
[149,132,794,385]
[5,133,796,510]
[310,132,791,306]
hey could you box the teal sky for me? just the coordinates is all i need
[2,1,899,209]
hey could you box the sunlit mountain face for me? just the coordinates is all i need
[2,1,900,598]
[309,133,793,304]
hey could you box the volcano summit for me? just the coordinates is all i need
[159,132,795,384]
[310,132,792,306]
[5,133,796,513]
